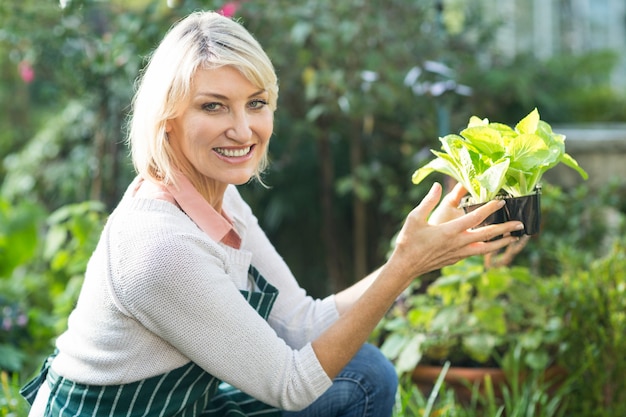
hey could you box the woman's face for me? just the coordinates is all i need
[166,66,273,188]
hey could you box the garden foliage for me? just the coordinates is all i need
[1,0,625,415]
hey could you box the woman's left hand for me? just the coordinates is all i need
[427,182,466,225]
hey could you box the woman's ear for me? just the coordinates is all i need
[165,121,172,133]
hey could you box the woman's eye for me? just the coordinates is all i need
[202,102,222,112]
[249,99,268,110]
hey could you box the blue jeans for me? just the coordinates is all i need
[283,343,398,417]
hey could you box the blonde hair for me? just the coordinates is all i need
[127,11,278,190]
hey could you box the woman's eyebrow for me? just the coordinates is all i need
[195,89,267,100]
[248,89,267,98]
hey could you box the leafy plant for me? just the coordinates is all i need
[392,353,571,417]
[0,198,44,373]
[0,300,28,372]
[463,51,626,125]
[495,344,571,417]
[557,239,626,417]
[0,198,105,377]
[0,371,29,417]
[393,362,459,417]
[412,108,588,204]
[519,180,626,276]
[44,201,107,335]
[379,256,564,375]
[0,199,43,278]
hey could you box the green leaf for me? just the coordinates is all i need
[473,303,507,335]
[536,120,562,144]
[412,149,480,199]
[502,166,533,196]
[411,159,445,185]
[460,126,506,157]
[380,332,411,360]
[44,226,67,260]
[519,331,543,350]
[0,344,26,372]
[0,200,42,277]
[383,316,408,332]
[488,122,517,140]
[396,333,426,374]
[467,115,488,127]
[457,148,480,194]
[476,159,510,200]
[515,108,540,134]
[478,267,513,296]
[507,134,553,171]
[561,152,589,180]
[430,306,463,331]
[463,333,499,363]
[524,349,550,370]
[407,304,437,328]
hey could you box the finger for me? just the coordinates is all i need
[412,182,443,221]
[444,183,467,207]
[469,220,524,243]
[468,233,520,256]
[448,199,506,232]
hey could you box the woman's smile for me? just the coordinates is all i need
[213,144,255,159]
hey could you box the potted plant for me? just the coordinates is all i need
[377,250,567,399]
[411,108,588,235]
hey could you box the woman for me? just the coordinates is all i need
[22,11,523,417]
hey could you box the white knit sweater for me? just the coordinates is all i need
[49,184,338,410]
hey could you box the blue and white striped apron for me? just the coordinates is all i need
[21,266,282,417]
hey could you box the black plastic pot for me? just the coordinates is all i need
[462,188,541,237]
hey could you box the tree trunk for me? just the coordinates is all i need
[316,120,348,292]
[351,116,372,282]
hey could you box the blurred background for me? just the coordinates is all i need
[1,0,625,406]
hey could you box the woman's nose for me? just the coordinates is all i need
[225,111,252,142]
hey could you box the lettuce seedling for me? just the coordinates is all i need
[412,108,588,204]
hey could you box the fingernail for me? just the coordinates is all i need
[516,223,525,230]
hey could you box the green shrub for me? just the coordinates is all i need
[557,239,626,416]
[0,198,105,378]
[0,371,30,417]
[392,353,571,417]
[521,180,626,276]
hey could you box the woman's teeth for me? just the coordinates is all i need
[215,146,251,157]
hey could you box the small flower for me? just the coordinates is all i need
[360,70,379,92]
[218,2,239,18]
[18,60,35,84]
[16,314,28,327]
[360,70,379,83]
[403,66,422,87]
[422,60,454,77]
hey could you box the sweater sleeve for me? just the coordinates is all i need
[224,186,340,349]
[110,206,332,411]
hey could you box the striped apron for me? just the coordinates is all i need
[21,266,282,417]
